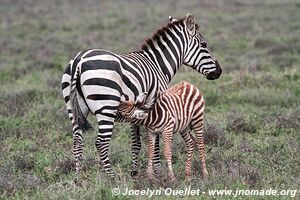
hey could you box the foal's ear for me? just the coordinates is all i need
[135,92,147,107]
[118,101,131,111]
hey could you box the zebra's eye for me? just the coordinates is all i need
[201,42,207,48]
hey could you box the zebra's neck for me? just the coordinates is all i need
[140,23,186,84]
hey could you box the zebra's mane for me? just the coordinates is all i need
[140,17,185,51]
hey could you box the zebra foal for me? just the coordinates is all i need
[118,81,208,182]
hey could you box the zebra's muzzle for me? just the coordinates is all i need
[206,60,222,80]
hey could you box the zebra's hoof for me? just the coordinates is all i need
[148,176,160,185]
[153,164,163,175]
[131,170,138,177]
[74,179,83,187]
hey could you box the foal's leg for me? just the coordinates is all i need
[180,130,195,181]
[162,127,177,182]
[146,132,159,182]
[131,126,161,177]
[191,117,208,177]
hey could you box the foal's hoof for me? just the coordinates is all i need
[202,170,209,178]
[185,175,192,183]
[131,170,138,177]
[169,176,179,183]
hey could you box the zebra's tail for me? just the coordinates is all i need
[70,65,93,132]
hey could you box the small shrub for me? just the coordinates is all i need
[56,157,75,174]
[204,122,225,145]
[239,138,255,152]
[274,112,300,130]
[226,111,257,134]
[0,173,43,195]
[226,157,261,188]
[14,156,35,172]
[0,175,14,195]
[240,165,262,188]
[0,89,41,117]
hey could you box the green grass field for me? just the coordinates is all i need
[0,0,299,199]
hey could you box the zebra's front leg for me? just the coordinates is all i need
[95,113,116,177]
[153,135,162,174]
[130,124,141,177]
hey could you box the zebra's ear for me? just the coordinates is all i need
[135,92,147,107]
[169,16,178,23]
[185,13,196,35]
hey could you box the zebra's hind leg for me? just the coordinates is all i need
[180,130,194,182]
[95,113,116,177]
[72,126,84,186]
[64,94,90,185]
[130,124,141,177]
[69,102,90,185]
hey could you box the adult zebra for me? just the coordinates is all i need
[61,13,222,181]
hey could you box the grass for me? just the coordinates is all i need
[0,0,299,199]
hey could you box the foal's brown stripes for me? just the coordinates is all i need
[119,81,208,181]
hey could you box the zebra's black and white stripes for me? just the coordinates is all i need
[61,14,221,181]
